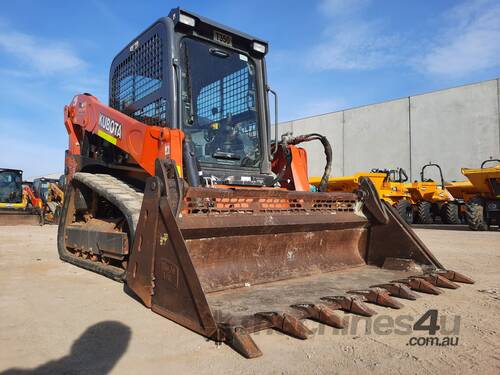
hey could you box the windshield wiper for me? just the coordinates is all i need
[182,44,194,125]
[212,151,241,160]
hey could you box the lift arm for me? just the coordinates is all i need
[49,182,64,203]
[23,186,43,209]
[64,94,184,178]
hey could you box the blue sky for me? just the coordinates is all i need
[1,0,499,177]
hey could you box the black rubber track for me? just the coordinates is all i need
[57,173,144,282]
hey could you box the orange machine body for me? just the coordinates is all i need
[64,94,310,190]
[64,94,184,179]
[271,145,310,191]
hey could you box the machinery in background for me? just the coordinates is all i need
[405,163,461,225]
[0,168,43,225]
[310,168,414,224]
[58,8,473,358]
[446,158,500,230]
[0,169,24,211]
[33,177,65,224]
[313,164,464,226]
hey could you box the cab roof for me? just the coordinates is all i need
[168,7,268,48]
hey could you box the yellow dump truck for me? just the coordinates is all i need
[310,168,414,224]
[446,158,500,230]
[405,163,460,225]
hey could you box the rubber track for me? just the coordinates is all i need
[57,173,144,282]
[73,173,144,237]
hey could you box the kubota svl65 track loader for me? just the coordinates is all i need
[59,8,473,358]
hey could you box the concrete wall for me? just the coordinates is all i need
[410,80,500,181]
[281,78,500,182]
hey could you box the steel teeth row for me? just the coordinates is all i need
[219,269,473,358]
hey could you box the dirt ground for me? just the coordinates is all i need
[0,225,499,375]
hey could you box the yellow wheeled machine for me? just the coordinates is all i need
[0,168,43,225]
[446,158,500,230]
[311,168,414,224]
[405,163,461,225]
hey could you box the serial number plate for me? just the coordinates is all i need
[214,30,232,46]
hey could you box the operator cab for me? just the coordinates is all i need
[371,168,409,183]
[0,169,23,204]
[33,177,59,204]
[109,8,274,187]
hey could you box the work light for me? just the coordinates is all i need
[179,13,196,27]
[252,42,266,53]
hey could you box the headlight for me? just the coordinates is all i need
[179,13,196,27]
[252,42,267,53]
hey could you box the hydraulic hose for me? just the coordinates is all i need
[183,139,200,187]
[285,133,333,192]
[268,142,292,187]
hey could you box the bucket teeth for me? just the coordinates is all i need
[348,288,403,309]
[435,269,475,284]
[423,273,460,289]
[255,312,313,339]
[394,277,442,295]
[321,296,377,317]
[219,325,262,359]
[371,283,419,300]
[291,303,346,328]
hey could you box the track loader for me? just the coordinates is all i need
[59,8,473,358]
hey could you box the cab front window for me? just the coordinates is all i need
[180,37,260,169]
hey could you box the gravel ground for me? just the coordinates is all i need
[0,225,499,374]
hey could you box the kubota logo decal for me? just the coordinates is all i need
[98,113,122,139]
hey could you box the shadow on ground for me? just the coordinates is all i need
[1,321,131,375]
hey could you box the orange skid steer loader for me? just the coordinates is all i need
[58,8,473,358]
